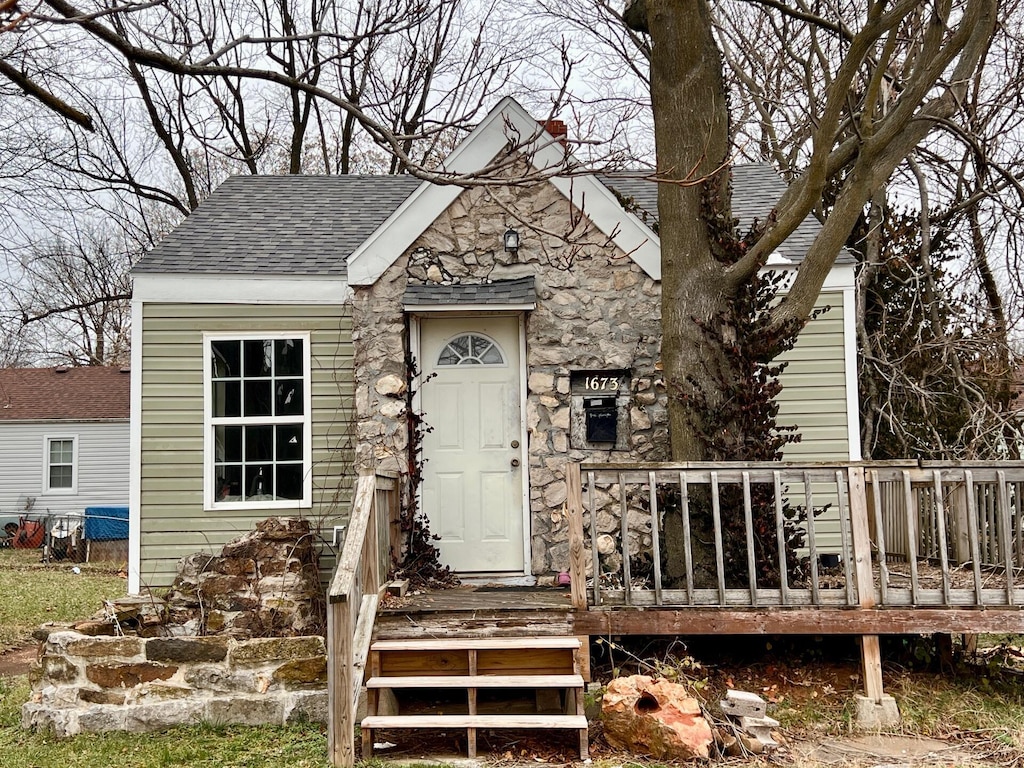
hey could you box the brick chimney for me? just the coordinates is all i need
[540,119,568,148]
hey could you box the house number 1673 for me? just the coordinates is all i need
[586,376,620,391]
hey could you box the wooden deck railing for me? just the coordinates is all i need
[327,471,399,768]
[566,461,1024,611]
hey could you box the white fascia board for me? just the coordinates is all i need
[347,97,662,285]
[770,262,855,293]
[128,298,143,595]
[842,283,862,460]
[132,273,351,304]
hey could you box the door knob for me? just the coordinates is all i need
[510,458,521,468]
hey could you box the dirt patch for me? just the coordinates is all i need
[0,644,37,677]
[789,734,976,766]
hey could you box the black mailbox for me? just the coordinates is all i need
[584,396,617,443]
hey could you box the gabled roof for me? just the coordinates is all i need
[346,97,663,284]
[601,166,851,265]
[0,367,130,421]
[133,175,421,276]
[133,98,846,281]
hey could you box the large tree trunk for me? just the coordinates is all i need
[645,0,734,461]
[641,1,738,586]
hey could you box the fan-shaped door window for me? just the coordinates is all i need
[437,333,506,366]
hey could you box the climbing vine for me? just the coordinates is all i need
[390,350,459,589]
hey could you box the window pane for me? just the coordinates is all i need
[275,338,303,376]
[244,339,272,377]
[211,340,241,378]
[215,426,242,462]
[245,465,272,498]
[437,347,459,366]
[277,425,303,461]
[215,465,242,500]
[49,465,72,489]
[244,380,273,417]
[276,379,304,416]
[245,425,273,461]
[480,345,503,364]
[276,464,303,500]
[212,381,241,418]
[49,440,72,464]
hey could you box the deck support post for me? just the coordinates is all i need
[859,635,884,703]
[849,467,900,727]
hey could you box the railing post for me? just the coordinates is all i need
[848,467,876,610]
[950,481,971,564]
[327,598,354,767]
[566,462,588,610]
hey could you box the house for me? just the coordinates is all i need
[0,366,130,538]
[128,98,858,592]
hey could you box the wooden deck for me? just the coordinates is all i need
[327,462,1024,767]
[372,580,1024,638]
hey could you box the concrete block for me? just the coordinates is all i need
[853,694,900,728]
[738,714,780,730]
[720,689,767,718]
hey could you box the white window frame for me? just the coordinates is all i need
[203,332,313,511]
[42,434,78,495]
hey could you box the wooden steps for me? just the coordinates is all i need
[361,636,588,759]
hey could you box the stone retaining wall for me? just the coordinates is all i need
[22,633,327,736]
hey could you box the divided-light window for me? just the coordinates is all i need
[207,336,310,508]
[44,436,76,493]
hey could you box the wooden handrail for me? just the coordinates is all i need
[328,471,400,768]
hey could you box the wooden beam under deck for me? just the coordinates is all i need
[573,607,1024,636]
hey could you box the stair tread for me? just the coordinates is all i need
[361,714,588,728]
[366,674,584,689]
[371,637,580,651]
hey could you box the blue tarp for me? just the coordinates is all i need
[84,507,129,541]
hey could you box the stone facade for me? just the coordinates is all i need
[353,177,669,577]
[22,633,327,736]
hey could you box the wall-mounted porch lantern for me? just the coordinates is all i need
[503,228,520,254]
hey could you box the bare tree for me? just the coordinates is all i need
[2,222,134,366]
[613,0,1000,461]
[1,0,567,362]
[715,1,1024,459]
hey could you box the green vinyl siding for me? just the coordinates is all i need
[775,291,851,553]
[138,302,354,588]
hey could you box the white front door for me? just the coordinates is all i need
[419,316,525,574]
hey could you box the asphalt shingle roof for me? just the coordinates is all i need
[601,165,852,264]
[134,164,846,278]
[0,367,130,421]
[403,277,536,307]
[133,175,421,276]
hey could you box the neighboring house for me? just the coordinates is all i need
[129,98,858,592]
[0,367,130,530]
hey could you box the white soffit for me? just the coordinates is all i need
[346,97,662,286]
